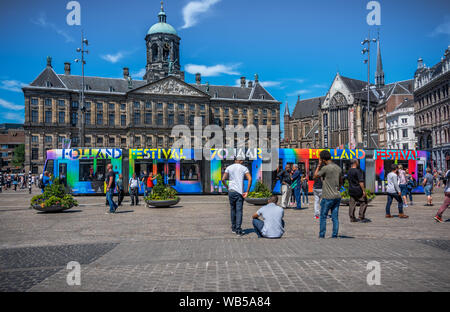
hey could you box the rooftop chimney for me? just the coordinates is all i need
[248,81,253,88]
[46,56,52,68]
[240,77,246,88]
[195,73,201,85]
[123,67,130,79]
[64,62,71,75]
[254,73,259,84]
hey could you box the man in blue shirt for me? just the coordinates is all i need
[252,195,285,239]
[291,164,302,209]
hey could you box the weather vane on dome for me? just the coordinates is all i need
[161,1,164,11]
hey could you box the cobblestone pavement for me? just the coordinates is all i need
[0,188,449,292]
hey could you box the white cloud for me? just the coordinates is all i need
[0,98,24,111]
[311,84,328,89]
[181,0,221,29]
[4,112,24,123]
[131,68,146,79]
[260,81,282,88]
[32,13,74,43]
[101,52,124,64]
[0,80,27,93]
[287,89,311,97]
[431,17,450,36]
[185,64,240,77]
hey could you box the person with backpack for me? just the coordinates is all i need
[347,159,370,223]
[129,173,140,206]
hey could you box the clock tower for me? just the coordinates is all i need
[144,1,184,82]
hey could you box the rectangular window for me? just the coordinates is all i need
[214,118,220,126]
[31,98,38,105]
[225,108,229,115]
[85,102,91,110]
[189,104,195,111]
[45,111,52,123]
[189,114,195,126]
[31,148,39,160]
[109,103,115,111]
[179,103,185,110]
[71,112,78,126]
[146,136,153,146]
[254,118,259,127]
[272,119,277,125]
[243,109,248,115]
[402,129,408,138]
[233,109,238,115]
[157,137,163,147]
[96,102,103,111]
[120,103,126,110]
[97,113,103,125]
[168,103,174,110]
[200,104,205,111]
[45,99,52,106]
[31,110,38,123]
[79,160,94,182]
[225,118,229,126]
[84,137,91,144]
[254,109,258,115]
[45,136,52,143]
[179,114,185,124]
[134,112,141,125]
[109,113,115,126]
[157,103,163,110]
[145,102,152,110]
[121,138,126,146]
[58,100,65,107]
[233,119,238,126]
[214,108,219,114]
[121,115,126,126]
[243,119,248,127]
[180,161,200,181]
[145,112,152,125]
[263,119,267,125]
[58,111,65,123]
[71,101,79,109]
[97,137,103,144]
[168,114,174,126]
[134,101,140,109]
[157,113,163,126]
[85,112,91,125]
[135,136,141,145]
[32,135,38,143]
[263,109,267,116]
[109,137,115,145]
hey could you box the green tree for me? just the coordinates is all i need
[12,144,25,168]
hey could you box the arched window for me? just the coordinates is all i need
[427,135,432,149]
[151,44,158,62]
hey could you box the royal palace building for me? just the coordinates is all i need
[414,47,450,171]
[22,4,281,173]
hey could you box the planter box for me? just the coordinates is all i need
[245,198,269,206]
[32,204,73,213]
[146,198,180,208]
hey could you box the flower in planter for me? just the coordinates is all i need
[248,180,272,199]
[30,178,78,210]
[144,174,179,202]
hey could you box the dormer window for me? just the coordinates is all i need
[109,86,115,92]
[261,95,265,100]
[85,85,91,90]
[232,93,236,99]
[46,81,52,87]
[214,92,218,98]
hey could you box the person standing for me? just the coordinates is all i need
[105,164,118,214]
[143,171,154,198]
[314,150,343,238]
[434,181,450,223]
[312,173,323,220]
[398,165,409,208]
[129,173,140,206]
[347,159,370,223]
[278,164,292,209]
[405,169,415,206]
[291,164,302,210]
[221,158,252,236]
[116,174,125,206]
[301,176,309,205]
[252,195,285,239]
[385,164,408,218]
[423,168,434,206]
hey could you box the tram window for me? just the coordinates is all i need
[342,160,351,176]
[95,159,111,181]
[59,163,67,187]
[135,161,153,178]
[298,162,305,176]
[181,161,199,181]
[80,160,94,181]
[168,163,176,186]
[384,160,394,179]
[398,161,408,171]
[46,160,54,176]
[244,160,253,179]
[418,164,424,183]
[157,163,165,181]
[309,160,319,180]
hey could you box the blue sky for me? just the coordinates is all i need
[0,0,449,135]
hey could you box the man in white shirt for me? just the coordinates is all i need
[222,158,252,236]
[252,195,285,239]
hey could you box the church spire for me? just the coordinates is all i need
[158,1,167,23]
[375,32,385,88]
[284,99,290,116]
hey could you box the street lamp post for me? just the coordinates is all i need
[361,30,377,148]
[75,32,89,147]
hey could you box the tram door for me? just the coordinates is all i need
[59,163,67,187]
[168,163,176,186]
[157,162,166,184]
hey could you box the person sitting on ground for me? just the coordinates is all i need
[252,195,285,239]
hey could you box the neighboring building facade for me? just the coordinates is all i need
[283,39,414,150]
[386,99,416,150]
[414,47,450,171]
[22,4,281,173]
[0,124,25,173]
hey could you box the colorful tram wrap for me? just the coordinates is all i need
[273,149,366,194]
[129,149,203,194]
[44,149,123,194]
[44,148,430,195]
[374,149,430,194]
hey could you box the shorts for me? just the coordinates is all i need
[399,184,408,197]
[424,185,432,196]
